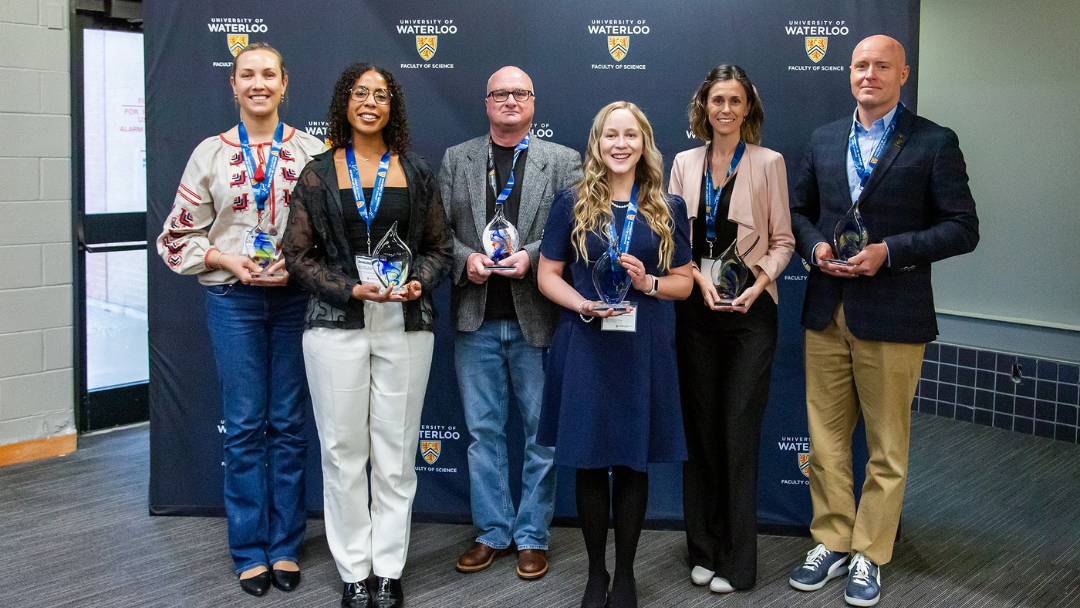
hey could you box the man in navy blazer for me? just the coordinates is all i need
[787,35,978,607]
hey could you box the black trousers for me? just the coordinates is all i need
[674,292,777,590]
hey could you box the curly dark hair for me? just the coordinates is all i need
[326,63,410,153]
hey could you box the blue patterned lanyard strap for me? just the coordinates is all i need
[237,120,284,220]
[345,145,392,254]
[849,102,903,189]
[487,134,530,205]
[703,140,746,242]
[604,182,640,270]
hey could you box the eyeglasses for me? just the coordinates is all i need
[349,86,392,105]
[487,89,534,103]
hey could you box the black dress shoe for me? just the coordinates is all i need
[373,576,404,608]
[239,571,272,596]
[271,567,301,592]
[342,581,373,608]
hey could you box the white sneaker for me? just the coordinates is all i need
[690,566,715,586]
[709,577,734,593]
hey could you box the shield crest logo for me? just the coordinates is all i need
[421,440,441,464]
[798,453,810,478]
[416,36,438,61]
[805,37,828,63]
[608,36,629,62]
[228,34,248,57]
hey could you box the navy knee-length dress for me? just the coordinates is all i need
[537,187,692,471]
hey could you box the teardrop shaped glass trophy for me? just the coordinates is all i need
[482,205,519,271]
[709,235,758,308]
[829,202,868,266]
[590,251,632,312]
[371,221,412,293]
[710,239,749,307]
[245,226,283,277]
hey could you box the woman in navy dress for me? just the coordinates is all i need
[536,101,693,608]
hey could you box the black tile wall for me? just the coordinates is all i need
[913,342,1080,445]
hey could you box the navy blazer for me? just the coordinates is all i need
[789,107,979,344]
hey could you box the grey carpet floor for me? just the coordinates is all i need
[2,411,1079,607]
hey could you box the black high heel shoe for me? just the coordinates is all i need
[239,570,272,596]
[582,570,611,608]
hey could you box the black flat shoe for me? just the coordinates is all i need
[342,581,373,608]
[373,577,404,608]
[271,567,301,592]
[239,571,272,596]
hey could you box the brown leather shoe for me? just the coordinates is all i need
[516,549,549,580]
[456,541,513,572]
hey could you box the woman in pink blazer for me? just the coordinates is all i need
[668,64,794,595]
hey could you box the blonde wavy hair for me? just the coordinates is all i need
[572,101,674,271]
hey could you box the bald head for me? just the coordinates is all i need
[849,35,910,126]
[487,66,533,95]
[852,35,906,66]
[485,66,535,145]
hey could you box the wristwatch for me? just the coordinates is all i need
[646,275,658,296]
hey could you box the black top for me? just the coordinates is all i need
[282,149,453,332]
[693,172,738,262]
[483,142,528,320]
[340,187,411,257]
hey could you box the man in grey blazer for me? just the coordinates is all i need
[438,66,583,580]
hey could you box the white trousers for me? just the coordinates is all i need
[303,301,434,582]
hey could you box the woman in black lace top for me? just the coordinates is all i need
[283,63,451,608]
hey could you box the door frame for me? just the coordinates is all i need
[71,4,148,432]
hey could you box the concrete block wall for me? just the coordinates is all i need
[0,0,75,447]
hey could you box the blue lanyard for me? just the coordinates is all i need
[703,140,746,241]
[604,182,639,270]
[237,120,284,214]
[849,102,903,189]
[345,145,392,254]
[487,134,530,205]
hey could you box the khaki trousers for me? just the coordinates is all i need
[804,303,924,565]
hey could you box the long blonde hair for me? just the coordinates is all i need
[572,101,674,271]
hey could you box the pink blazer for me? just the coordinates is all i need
[668,143,795,303]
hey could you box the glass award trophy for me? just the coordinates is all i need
[591,251,633,312]
[828,202,868,266]
[245,225,284,277]
[482,205,519,271]
[371,221,412,293]
[710,235,759,307]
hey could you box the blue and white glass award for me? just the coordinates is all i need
[371,221,412,292]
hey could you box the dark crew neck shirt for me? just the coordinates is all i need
[483,142,528,320]
[340,186,411,259]
[693,172,738,262]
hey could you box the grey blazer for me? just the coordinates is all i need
[438,135,583,348]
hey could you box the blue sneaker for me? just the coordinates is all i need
[789,543,849,591]
[844,553,881,606]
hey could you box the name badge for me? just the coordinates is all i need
[354,255,381,285]
[699,257,718,281]
[601,307,637,332]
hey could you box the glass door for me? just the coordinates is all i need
[74,12,148,431]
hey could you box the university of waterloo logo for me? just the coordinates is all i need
[805,37,828,63]
[420,440,441,464]
[799,453,810,478]
[608,36,629,61]
[416,36,437,61]
[228,34,248,57]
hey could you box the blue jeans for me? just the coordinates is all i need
[205,282,309,574]
[455,319,557,550]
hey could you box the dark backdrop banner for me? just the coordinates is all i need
[145,0,919,529]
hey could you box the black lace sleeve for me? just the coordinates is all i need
[283,164,356,309]
[411,158,453,293]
